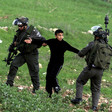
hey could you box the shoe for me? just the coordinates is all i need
[91,106,97,111]
[32,89,36,93]
[54,86,61,94]
[71,98,82,104]
[6,82,13,87]
[49,94,52,98]
[32,88,39,93]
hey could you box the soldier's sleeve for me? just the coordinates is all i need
[31,28,46,44]
[78,42,94,57]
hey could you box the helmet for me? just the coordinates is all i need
[93,27,107,39]
[12,17,28,26]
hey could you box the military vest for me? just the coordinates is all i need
[16,25,40,53]
[86,40,112,70]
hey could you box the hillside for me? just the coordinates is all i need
[0,0,112,111]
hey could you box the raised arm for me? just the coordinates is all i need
[24,28,46,44]
[31,28,46,43]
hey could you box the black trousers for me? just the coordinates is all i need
[46,61,63,95]
[6,52,40,90]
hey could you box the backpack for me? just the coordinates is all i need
[87,40,112,70]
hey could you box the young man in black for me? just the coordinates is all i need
[25,29,79,97]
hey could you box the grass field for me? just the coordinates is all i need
[0,0,112,111]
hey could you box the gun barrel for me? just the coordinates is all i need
[105,15,109,24]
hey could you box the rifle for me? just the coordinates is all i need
[3,36,17,65]
[104,15,109,43]
[3,25,34,65]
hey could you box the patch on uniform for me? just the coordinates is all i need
[36,32,41,37]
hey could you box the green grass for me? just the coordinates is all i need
[0,0,112,111]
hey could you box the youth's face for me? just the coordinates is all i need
[55,33,64,41]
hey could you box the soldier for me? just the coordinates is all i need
[71,27,107,111]
[6,17,45,93]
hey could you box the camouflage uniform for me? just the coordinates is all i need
[74,40,103,107]
[6,26,45,91]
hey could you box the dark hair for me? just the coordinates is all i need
[55,29,63,35]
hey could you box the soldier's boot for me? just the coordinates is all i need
[91,106,97,111]
[71,98,82,104]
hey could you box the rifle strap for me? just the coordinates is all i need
[26,25,34,35]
